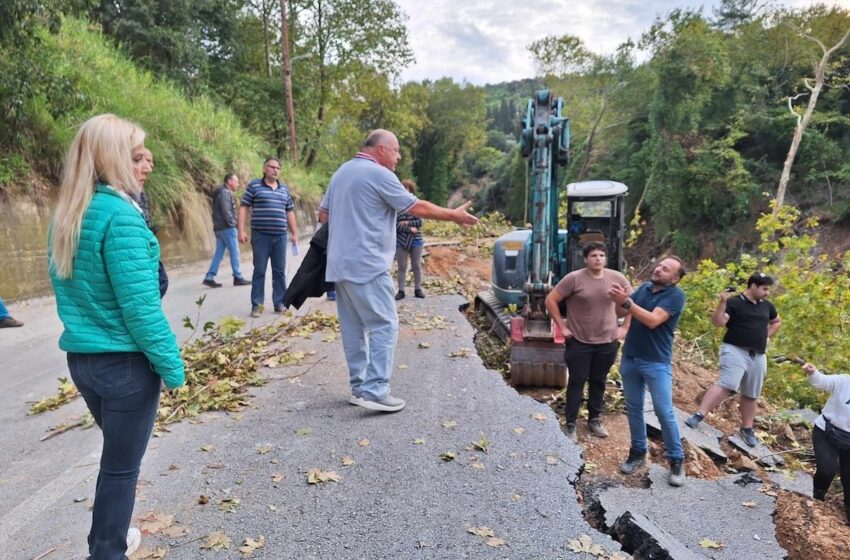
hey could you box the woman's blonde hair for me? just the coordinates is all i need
[51,114,146,278]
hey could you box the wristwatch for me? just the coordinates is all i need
[621,298,633,311]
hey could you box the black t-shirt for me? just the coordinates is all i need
[722,295,778,354]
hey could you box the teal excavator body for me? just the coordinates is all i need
[475,89,628,387]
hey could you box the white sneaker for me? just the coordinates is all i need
[352,394,406,412]
[126,527,141,557]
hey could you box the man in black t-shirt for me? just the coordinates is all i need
[685,272,782,446]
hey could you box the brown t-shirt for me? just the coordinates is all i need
[554,268,631,344]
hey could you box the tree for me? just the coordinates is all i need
[412,79,486,203]
[90,0,243,94]
[529,35,635,181]
[0,1,94,151]
[712,0,766,31]
[292,0,413,167]
[774,12,850,212]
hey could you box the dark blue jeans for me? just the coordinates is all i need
[68,352,161,560]
[251,231,287,308]
[205,227,243,281]
[620,355,684,461]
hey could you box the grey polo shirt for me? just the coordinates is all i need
[321,156,417,284]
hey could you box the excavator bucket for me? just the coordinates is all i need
[509,341,566,387]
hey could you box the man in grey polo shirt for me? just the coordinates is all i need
[319,129,478,412]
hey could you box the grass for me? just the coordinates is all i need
[8,18,326,215]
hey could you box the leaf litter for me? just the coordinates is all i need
[307,469,341,484]
[28,311,339,437]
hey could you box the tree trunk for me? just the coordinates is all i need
[279,0,298,163]
[577,97,607,181]
[262,1,271,77]
[305,0,326,168]
[775,25,850,213]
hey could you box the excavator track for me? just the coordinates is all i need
[474,291,510,342]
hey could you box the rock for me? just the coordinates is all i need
[768,469,813,497]
[728,434,784,467]
[599,465,787,559]
[610,511,704,560]
[782,408,818,427]
[643,393,727,462]
[738,455,760,472]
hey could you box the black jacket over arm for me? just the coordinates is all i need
[283,225,332,310]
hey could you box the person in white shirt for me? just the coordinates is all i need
[803,362,850,525]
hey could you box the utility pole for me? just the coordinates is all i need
[279,0,297,163]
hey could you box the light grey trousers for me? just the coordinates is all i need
[395,245,423,291]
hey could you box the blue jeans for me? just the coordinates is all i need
[335,273,398,400]
[205,227,243,281]
[0,296,8,319]
[67,352,162,560]
[620,355,684,461]
[250,231,287,308]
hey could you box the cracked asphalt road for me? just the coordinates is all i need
[2,258,618,560]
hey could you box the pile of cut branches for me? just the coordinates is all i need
[158,311,338,426]
[28,311,339,437]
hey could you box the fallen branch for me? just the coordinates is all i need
[755,447,813,462]
[276,356,328,381]
[40,418,87,442]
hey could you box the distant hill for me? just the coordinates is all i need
[483,78,543,138]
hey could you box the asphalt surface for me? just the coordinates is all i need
[1,253,618,559]
[599,464,787,559]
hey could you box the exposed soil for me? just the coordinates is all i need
[425,241,850,560]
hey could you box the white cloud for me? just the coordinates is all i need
[394,0,840,85]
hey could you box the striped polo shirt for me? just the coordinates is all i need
[240,179,295,235]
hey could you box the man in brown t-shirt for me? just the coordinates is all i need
[545,241,631,441]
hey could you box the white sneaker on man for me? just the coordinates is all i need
[126,527,142,557]
[352,393,405,412]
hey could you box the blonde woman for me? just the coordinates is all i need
[49,114,184,559]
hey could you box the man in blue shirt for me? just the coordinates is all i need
[608,256,687,486]
[319,129,478,412]
[238,158,299,317]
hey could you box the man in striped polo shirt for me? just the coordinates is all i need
[238,157,299,317]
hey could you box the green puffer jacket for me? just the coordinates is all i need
[50,184,184,389]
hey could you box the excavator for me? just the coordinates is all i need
[475,89,628,387]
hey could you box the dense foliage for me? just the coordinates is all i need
[0,1,848,248]
[477,4,850,259]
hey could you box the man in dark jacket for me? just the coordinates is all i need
[203,174,250,288]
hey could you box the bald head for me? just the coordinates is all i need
[362,129,401,171]
[364,129,396,148]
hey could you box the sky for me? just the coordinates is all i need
[393,0,846,85]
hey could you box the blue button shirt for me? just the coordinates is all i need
[622,282,686,364]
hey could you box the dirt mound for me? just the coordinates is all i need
[775,490,850,559]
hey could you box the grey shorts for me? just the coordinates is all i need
[717,343,767,398]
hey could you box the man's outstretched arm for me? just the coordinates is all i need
[407,200,478,226]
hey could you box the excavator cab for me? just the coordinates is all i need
[565,180,627,275]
